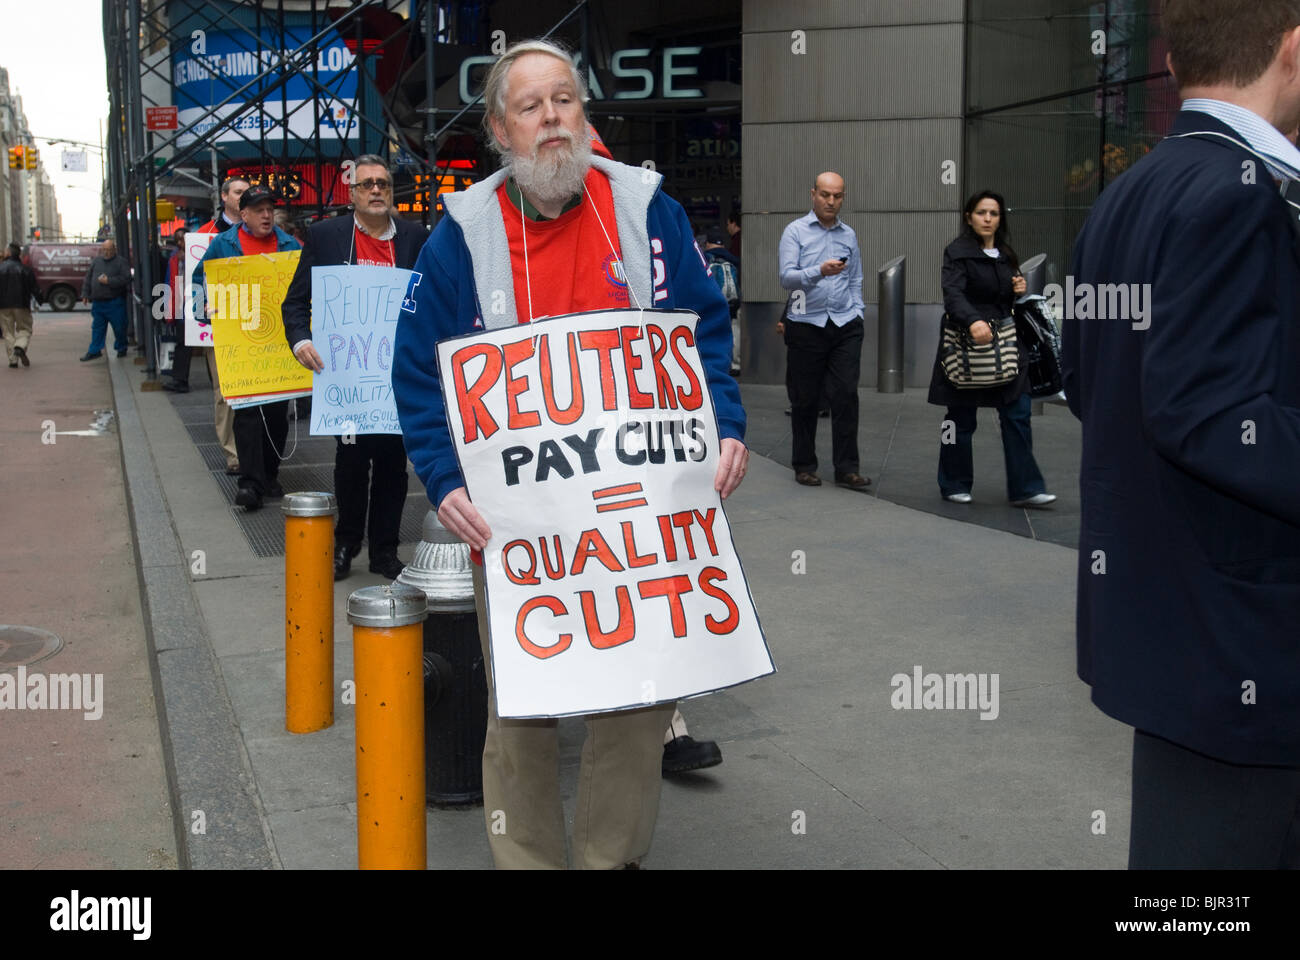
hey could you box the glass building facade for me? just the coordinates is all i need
[965,0,1178,284]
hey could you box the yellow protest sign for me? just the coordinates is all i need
[206,250,312,405]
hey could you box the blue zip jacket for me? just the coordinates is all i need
[393,156,745,509]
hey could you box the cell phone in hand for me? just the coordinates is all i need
[837,256,848,263]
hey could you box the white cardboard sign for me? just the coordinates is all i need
[183,231,214,346]
[436,308,774,718]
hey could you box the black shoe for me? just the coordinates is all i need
[265,481,284,500]
[334,543,361,581]
[14,345,28,366]
[116,349,127,358]
[819,408,830,418]
[663,735,723,775]
[162,380,189,393]
[234,486,262,511]
[7,360,16,368]
[368,553,405,580]
[79,352,103,362]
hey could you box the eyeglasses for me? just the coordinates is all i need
[353,178,392,191]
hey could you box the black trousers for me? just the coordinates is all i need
[232,401,289,494]
[170,339,192,384]
[335,434,408,559]
[1129,729,1300,868]
[785,316,863,476]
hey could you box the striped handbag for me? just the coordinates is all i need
[940,314,1020,388]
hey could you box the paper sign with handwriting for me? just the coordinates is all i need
[308,264,410,435]
[436,308,774,718]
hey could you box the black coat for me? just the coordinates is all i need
[1063,110,1300,765]
[926,232,1028,408]
[282,213,430,347]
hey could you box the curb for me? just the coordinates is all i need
[108,356,278,869]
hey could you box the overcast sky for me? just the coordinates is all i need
[0,1,108,240]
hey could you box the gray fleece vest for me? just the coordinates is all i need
[440,155,663,330]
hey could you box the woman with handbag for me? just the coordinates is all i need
[926,190,1056,506]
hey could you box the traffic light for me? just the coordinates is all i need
[7,145,23,169]
[24,147,37,171]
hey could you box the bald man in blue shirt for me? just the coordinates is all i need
[778,171,869,490]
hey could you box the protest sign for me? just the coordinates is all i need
[308,264,410,436]
[183,232,213,346]
[436,308,774,719]
[206,251,312,407]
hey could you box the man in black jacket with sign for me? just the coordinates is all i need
[283,155,429,580]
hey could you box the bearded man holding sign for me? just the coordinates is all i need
[393,39,758,869]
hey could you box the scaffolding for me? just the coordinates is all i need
[102,0,587,375]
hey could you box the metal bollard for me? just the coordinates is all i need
[283,492,337,734]
[1020,253,1047,297]
[877,255,905,393]
[348,583,429,869]
[397,510,487,807]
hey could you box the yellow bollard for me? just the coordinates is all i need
[283,492,337,734]
[349,584,428,869]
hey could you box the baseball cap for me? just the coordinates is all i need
[239,187,278,210]
[705,227,727,246]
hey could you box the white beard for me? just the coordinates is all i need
[509,126,592,208]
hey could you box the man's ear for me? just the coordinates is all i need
[489,114,510,153]
[1165,51,1177,84]
[1281,25,1300,81]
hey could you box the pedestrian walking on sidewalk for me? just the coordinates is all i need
[80,238,131,360]
[1064,0,1300,868]
[927,190,1055,507]
[168,176,249,475]
[777,171,870,491]
[0,242,37,367]
[393,38,747,869]
[197,186,301,511]
[282,154,428,580]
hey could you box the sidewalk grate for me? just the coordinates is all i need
[165,388,430,559]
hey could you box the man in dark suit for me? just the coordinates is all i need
[1063,0,1300,868]
[283,155,429,580]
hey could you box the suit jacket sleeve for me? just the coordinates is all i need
[1140,184,1300,526]
[282,227,317,347]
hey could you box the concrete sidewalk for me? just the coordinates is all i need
[0,312,176,870]
[116,360,1130,869]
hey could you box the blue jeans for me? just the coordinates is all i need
[937,393,1046,501]
[88,298,128,355]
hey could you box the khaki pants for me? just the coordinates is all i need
[0,307,32,360]
[202,348,238,467]
[473,564,675,869]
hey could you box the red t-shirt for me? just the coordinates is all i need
[237,226,278,256]
[498,168,630,322]
[469,169,629,564]
[354,226,396,266]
